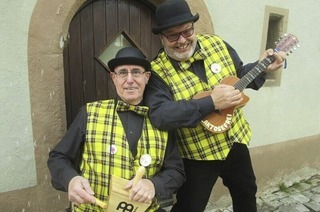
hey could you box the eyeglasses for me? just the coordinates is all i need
[114,68,146,79]
[161,26,194,42]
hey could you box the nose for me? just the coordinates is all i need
[125,72,134,82]
[177,34,187,43]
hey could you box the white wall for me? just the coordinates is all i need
[205,0,320,147]
[0,1,37,192]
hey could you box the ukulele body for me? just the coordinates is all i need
[193,76,249,133]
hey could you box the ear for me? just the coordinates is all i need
[145,71,151,83]
[110,72,116,82]
[160,36,164,45]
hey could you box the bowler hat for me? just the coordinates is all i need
[108,47,151,72]
[152,0,199,34]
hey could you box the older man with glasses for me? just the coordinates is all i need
[48,47,185,212]
[144,0,286,212]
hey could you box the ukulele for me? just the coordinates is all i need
[193,33,299,133]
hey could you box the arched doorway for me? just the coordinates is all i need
[64,0,162,126]
[24,0,212,209]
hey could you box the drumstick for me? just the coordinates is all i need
[132,166,146,186]
[95,197,107,209]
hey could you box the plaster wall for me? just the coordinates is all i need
[205,0,320,147]
[0,0,37,192]
[0,0,84,211]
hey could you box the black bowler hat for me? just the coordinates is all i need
[108,47,151,72]
[152,0,199,34]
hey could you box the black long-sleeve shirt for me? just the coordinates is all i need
[47,106,185,199]
[145,41,266,130]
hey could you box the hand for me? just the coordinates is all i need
[124,178,155,203]
[211,84,243,110]
[68,176,96,206]
[260,49,287,73]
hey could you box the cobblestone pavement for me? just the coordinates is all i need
[164,168,320,212]
[205,173,320,212]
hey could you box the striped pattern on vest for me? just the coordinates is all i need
[75,100,168,211]
[151,34,251,161]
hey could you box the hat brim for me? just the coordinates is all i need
[152,13,199,34]
[108,57,151,72]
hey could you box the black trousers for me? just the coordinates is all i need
[171,143,257,212]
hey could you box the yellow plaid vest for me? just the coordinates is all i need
[151,34,251,161]
[75,100,168,211]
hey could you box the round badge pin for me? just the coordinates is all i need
[211,63,221,74]
[140,154,152,167]
[107,144,117,155]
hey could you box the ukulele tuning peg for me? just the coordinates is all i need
[279,34,286,39]
[292,45,299,51]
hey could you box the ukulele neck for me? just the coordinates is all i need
[234,55,275,91]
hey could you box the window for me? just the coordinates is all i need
[261,6,289,86]
[97,32,133,71]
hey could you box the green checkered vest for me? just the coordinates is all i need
[75,100,167,211]
[151,34,251,161]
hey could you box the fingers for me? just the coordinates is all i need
[130,188,153,203]
[271,50,285,63]
[82,180,95,196]
[68,176,96,206]
[230,91,243,104]
[266,51,286,72]
[261,49,287,72]
[70,193,86,206]
[124,179,133,190]
[128,179,154,203]
[259,48,273,61]
[212,85,243,110]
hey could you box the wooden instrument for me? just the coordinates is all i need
[193,33,299,133]
[106,166,151,212]
[95,197,108,209]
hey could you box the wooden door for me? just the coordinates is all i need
[63,0,161,127]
